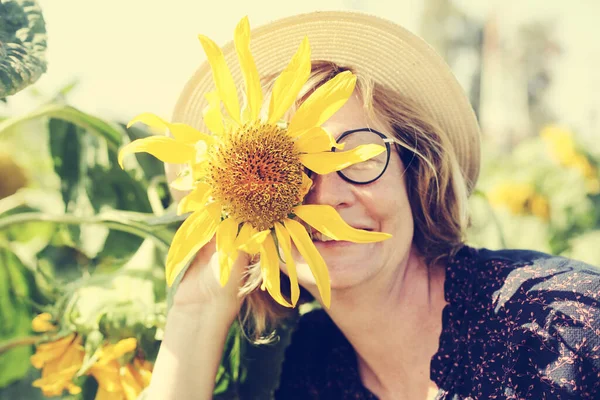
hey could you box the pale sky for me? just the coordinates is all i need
[5,0,600,138]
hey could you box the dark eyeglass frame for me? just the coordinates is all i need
[333,128,395,185]
[305,128,398,185]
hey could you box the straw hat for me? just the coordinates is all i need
[171,10,481,194]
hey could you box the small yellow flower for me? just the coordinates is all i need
[529,194,551,221]
[487,182,550,221]
[31,312,57,332]
[89,338,152,400]
[119,17,391,308]
[541,125,578,165]
[31,333,84,397]
[541,125,600,194]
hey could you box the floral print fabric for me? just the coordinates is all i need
[275,246,600,399]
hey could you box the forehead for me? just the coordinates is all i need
[320,94,388,140]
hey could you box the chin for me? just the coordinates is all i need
[294,253,379,293]
[290,241,382,293]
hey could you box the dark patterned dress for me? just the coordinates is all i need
[275,246,600,399]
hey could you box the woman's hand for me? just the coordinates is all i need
[146,240,250,399]
[170,238,249,323]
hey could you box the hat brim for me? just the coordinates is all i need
[171,11,481,194]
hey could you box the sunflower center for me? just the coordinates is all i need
[206,123,303,231]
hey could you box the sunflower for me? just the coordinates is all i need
[30,333,85,397]
[89,338,153,400]
[118,17,391,308]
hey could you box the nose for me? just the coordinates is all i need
[304,170,354,209]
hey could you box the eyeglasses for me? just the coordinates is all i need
[307,128,398,185]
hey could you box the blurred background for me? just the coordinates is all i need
[1,0,599,399]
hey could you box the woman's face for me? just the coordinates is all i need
[291,94,415,291]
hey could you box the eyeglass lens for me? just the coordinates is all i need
[333,129,390,184]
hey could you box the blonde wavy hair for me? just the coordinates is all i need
[238,60,471,341]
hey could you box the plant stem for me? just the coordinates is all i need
[0,335,39,354]
[0,212,171,250]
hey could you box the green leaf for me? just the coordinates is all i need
[0,304,32,388]
[0,0,48,97]
[48,118,84,209]
[0,104,123,151]
[0,248,33,388]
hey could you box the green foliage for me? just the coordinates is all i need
[0,97,173,398]
[0,247,35,387]
[467,129,600,267]
[0,0,47,97]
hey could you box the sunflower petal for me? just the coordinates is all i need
[297,171,313,202]
[294,204,392,242]
[203,92,224,136]
[165,202,221,286]
[177,182,212,215]
[234,223,255,248]
[170,170,194,191]
[283,218,331,308]
[274,222,300,306]
[216,217,240,286]
[288,71,357,133]
[198,35,241,124]
[128,112,211,144]
[294,127,343,153]
[234,16,263,123]
[267,37,311,124]
[260,234,292,307]
[299,143,385,175]
[238,228,270,255]
[118,137,196,169]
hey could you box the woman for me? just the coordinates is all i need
[142,12,600,400]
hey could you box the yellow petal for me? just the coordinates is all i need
[274,222,300,306]
[192,160,210,181]
[94,386,117,400]
[294,127,343,154]
[267,37,311,124]
[165,202,221,286]
[32,365,82,396]
[133,359,153,387]
[233,223,254,249]
[177,182,212,215]
[259,234,292,307]
[294,205,392,242]
[89,363,122,392]
[127,112,211,144]
[97,338,137,364]
[297,172,313,202]
[238,228,270,255]
[216,217,240,286]
[299,143,385,175]
[283,218,331,308]
[234,16,263,123]
[288,71,357,133]
[30,334,77,369]
[32,312,57,332]
[118,137,196,169]
[169,170,194,191]
[198,35,241,124]
[121,364,143,400]
[203,91,224,136]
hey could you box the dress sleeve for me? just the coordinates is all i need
[495,259,600,398]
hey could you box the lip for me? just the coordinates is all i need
[312,240,355,249]
[311,227,373,236]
